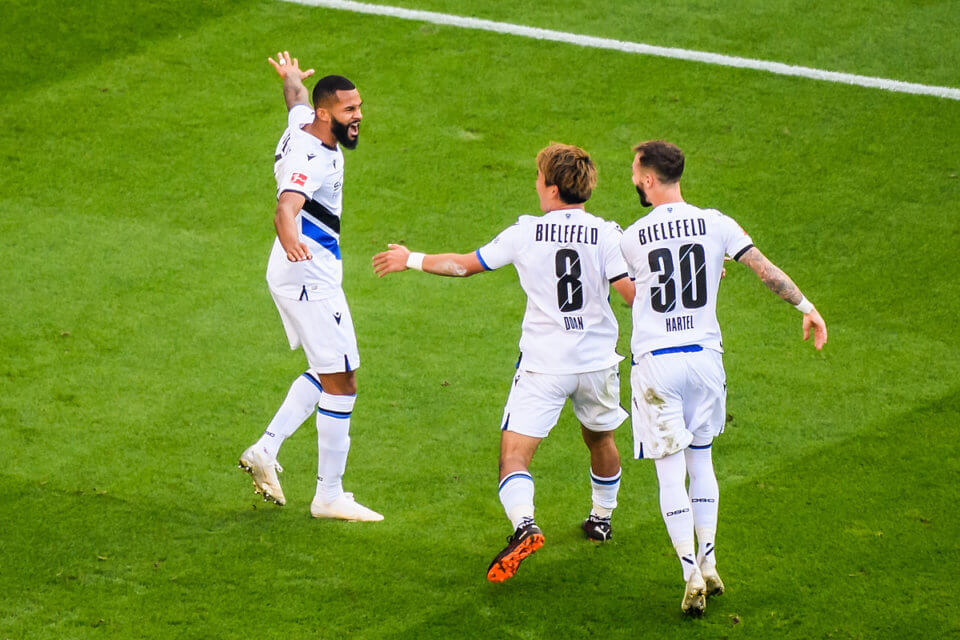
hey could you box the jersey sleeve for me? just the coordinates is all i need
[601,221,630,282]
[276,152,323,198]
[287,104,315,129]
[716,212,754,260]
[475,220,524,271]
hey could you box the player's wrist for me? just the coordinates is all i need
[406,252,425,271]
[794,296,815,314]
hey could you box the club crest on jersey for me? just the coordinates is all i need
[291,172,308,186]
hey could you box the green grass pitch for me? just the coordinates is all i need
[1,0,959,637]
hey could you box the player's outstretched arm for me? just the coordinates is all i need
[373,244,485,278]
[736,247,827,350]
[268,50,315,110]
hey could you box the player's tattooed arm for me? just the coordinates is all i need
[738,246,828,349]
[268,50,315,109]
[373,244,485,278]
[736,247,803,305]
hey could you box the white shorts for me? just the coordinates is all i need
[270,288,360,374]
[630,348,726,459]
[499,365,628,439]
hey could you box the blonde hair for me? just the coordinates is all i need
[536,143,597,204]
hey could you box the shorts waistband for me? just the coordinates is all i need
[652,344,703,356]
[632,344,704,364]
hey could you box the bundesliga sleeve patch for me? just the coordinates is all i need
[291,172,308,186]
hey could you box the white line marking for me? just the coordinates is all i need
[281,0,960,101]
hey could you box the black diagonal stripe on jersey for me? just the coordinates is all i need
[301,198,341,234]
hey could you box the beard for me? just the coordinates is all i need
[331,115,359,149]
[636,184,652,207]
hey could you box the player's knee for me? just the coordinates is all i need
[340,377,357,396]
[317,371,357,396]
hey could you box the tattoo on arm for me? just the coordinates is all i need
[737,247,804,305]
[282,74,310,110]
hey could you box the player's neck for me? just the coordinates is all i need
[543,201,585,213]
[304,121,338,149]
[648,185,684,209]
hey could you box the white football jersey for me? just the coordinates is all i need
[620,201,753,357]
[266,104,346,301]
[477,209,629,375]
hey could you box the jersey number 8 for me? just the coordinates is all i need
[555,249,584,312]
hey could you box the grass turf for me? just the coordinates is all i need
[1,0,959,638]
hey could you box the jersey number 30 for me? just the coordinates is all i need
[555,249,583,312]
[648,244,707,313]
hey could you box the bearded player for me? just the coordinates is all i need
[373,144,635,582]
[238,51,382,522]
[620,140,827,615]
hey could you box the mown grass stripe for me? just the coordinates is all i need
[281,0,960,101]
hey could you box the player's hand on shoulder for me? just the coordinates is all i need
[802,308,828,351]
[285,241,313,262]
[372,244,411,277]
[268,50,315,81]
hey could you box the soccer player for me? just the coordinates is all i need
[372,144,635,582]
[620,140,827,615]
[238,51,382,522]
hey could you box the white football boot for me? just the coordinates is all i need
[700,561,725,597]
[310,492,383,522]
[681,569,707,617]
[238,445,286,506]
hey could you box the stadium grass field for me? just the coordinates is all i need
[2,0,959,638]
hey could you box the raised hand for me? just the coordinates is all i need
[268,50,315,81]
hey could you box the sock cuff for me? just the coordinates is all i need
[590,467,622,484]
[318,392,356,418]
[498,471,533,492]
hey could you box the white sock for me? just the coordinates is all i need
[655,452,698,581]
[685,444,719,567]
[498,471,535,530]
[255,372,324,459]
[315,392,354,504]
[589,467,621,518]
